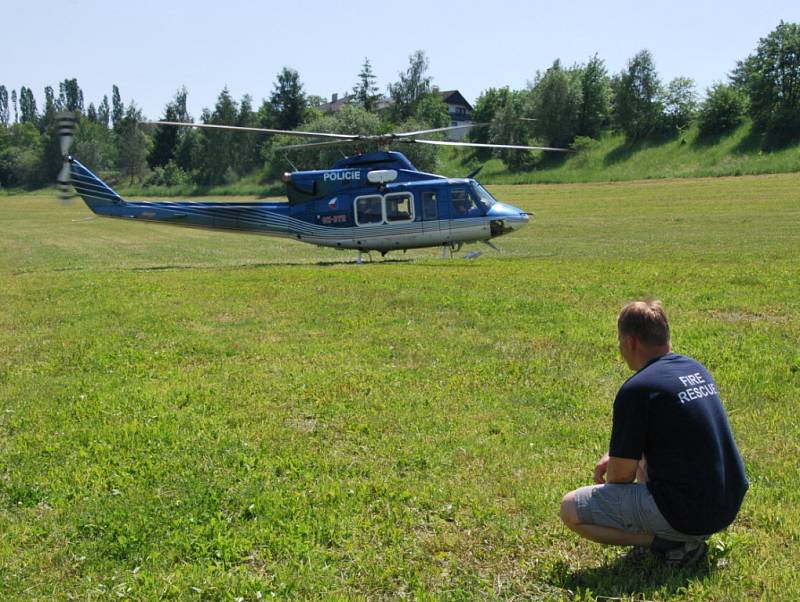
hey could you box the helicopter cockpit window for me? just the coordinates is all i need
[355,195,383,225]
[470,183,498,210]
[385,193,414,223]
[451,188,478,217]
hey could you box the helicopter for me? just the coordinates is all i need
[56,113,569,260]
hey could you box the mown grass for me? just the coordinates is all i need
[1,175,799,600]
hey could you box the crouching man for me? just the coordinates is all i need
[560,300,748,566]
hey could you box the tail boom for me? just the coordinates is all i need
[68,159,291,236]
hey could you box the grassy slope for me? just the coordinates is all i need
[438,120,800,185]
[1,175,799,600]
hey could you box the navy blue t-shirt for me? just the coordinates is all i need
[609,353,748,535]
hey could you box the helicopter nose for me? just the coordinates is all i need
[487,203,530,235]
[505,209,530,230]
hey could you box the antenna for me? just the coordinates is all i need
[283,154,298,172]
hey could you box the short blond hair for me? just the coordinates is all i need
[618,299,670,346]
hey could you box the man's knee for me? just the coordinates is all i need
[560,490,581,527]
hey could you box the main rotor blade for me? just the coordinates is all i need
[392,123,488,138]
[272,138,362,152]
[411,139,572,152]
[144,121,360,141]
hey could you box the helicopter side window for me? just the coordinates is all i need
[385,193,414,223]
[422,192,438,220]
[451,188,478,217]
[355,195,383,225]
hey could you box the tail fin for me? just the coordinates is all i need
[69,159,126,212]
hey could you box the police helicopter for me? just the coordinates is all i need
[56,112,568,261]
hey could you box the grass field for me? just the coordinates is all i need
[1,175,799,600]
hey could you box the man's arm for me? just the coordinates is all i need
[594,454,640,484]
[607,456,639,483]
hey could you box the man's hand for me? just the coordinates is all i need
[593,454,639,484]
[593,454,610,484]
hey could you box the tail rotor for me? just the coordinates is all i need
[56,111,78,202]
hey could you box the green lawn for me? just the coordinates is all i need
[1,175,798,600]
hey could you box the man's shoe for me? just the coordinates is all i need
[619,545,650,564]
[662,540,708,568]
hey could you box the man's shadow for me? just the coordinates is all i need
[547,552,715,599]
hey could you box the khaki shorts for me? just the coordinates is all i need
[574,483,707,543]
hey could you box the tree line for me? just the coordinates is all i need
[1,21,799,190]
[470,21,800,170]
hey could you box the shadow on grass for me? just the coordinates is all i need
[692,129,736,148]
[126,257,423,271]
[547,552,714,599]
[603,133,676,166]
[731,128,765,155]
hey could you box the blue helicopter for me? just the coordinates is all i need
[56,114,568,260]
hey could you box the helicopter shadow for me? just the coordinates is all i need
[546,553,713,600]
[128,257,416,272]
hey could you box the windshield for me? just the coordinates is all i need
[470,182,498,210]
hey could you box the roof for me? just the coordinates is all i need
[437,90,473,112]
[318,94,353,113]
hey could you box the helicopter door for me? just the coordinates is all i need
[421,191,441,234]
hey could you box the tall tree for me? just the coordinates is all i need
[11,90,18,123]
[73,118,115,172]
[98,95,110,128]
[116,103,150,183]
[661,77,697,132]
[236,93,260,174]
[414,93,449,128]
[489,90,534,170]
[612,49,663,141]
[19,87,38,124]
[196,87,239,184]
[468,87,513,159]
[59,78,84,113]
[268,67,306,130]
[87,102,98,123]
[528,59,583,148]
[578,54,610,138]
[352,57,381,111]
[387,50,432,122]
[0,86,8,126]
[734,20,800,143]
[41,86,56,130]
[111,85,124,130]
[149,86,190,168]
[40,89,64,180]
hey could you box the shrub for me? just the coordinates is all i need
[147,161,190,187]
[697,84,747,137]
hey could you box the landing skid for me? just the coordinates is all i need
[441,243,463,259]
[356,251,374,264]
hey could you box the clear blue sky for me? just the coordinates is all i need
[4,0,798,120]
